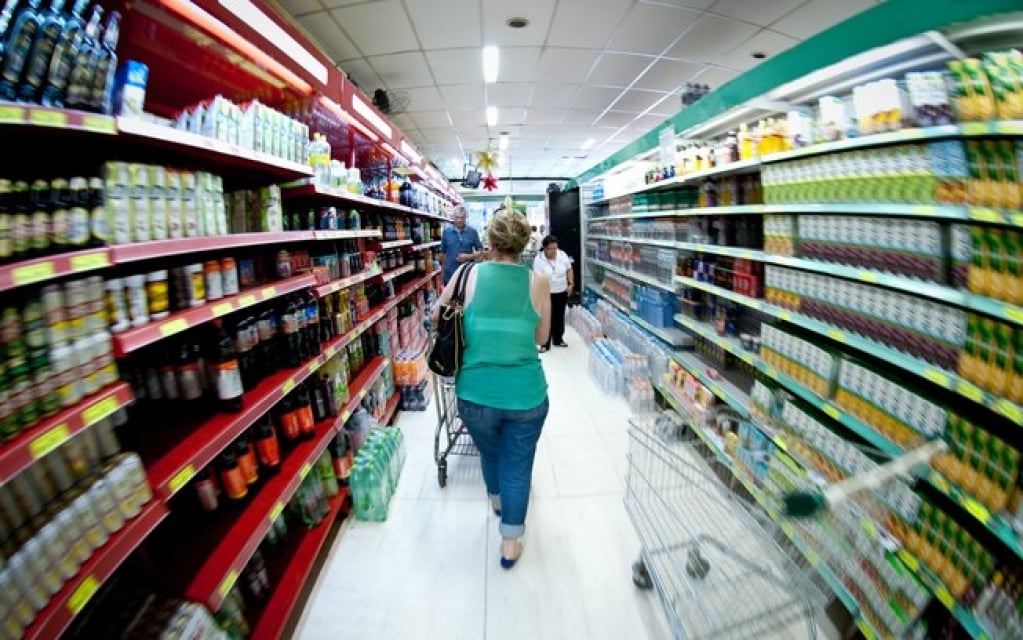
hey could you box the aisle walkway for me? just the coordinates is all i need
[296,327,671,640]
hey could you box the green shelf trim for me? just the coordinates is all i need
[652,380,880,639]
[589,159,762,204]
[673,275,1023,426]
[585,284,689,347]
[759,203,969,219]
[587,258,676,293]
[588,205,767,220]
[588,235,680,249]
[568,0,1023,189]
[670,312,1023,562]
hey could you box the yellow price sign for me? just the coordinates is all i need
[0,104,25,122]
[857,270,880,283]
[300,462,312,479]
[341,410,351,421]
[826,328,845,342]
[82,395,119,425]
[238,295,256,307]
[1007,305,1023,324]
[67,574,99,615]
[212,302,234,317]
[282,378,296,395]
[269,501,285,524]
[995,398,1023,424]
[898,549,920,571]
[29,423,71,459]
[778,310,792,321]
[859,620,876,640]
[1011,213,1023,229]
[956,379,985,403]
[70,250,110,271]
[218,569,239,598]
[936,587,955,609]
[159,317,190,337]
[261,286,277,299]
[168,464,196,494]
[861,518,877,538]
[81,115,116,133]
[12,261,56,286]
[29,108,68,128]
[923,368,950,388]
[765,366,779,379]
[960,122,989,136]
[996,121,1023,135]
[970,207,1004,223]
[962,497,991,524]
[930,472,951,494]
[805,549,819,566]
[822,404,841,420]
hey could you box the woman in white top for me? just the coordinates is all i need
[532,235,574,352]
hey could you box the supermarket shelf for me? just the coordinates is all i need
[112,273,317,356]
[0,103,116,134]
[312,229,382,240]
[590,158,762,205]
[381,264,414,283]
[23,499,170,640]
[377,239,414,250]
[410,240,441,251]
[108,233,316,264]
[586,284,690,347]
[185,357,387,611]
[588,205,766,221]
[894,549,994,640]
[674,275,1023,426]
[668,350,750,417]
[116,117,313,180]
[588,235,679,249]
[313,267,382,298]
[759,202,969,220]
[0,248,111,292]
[652,380,881,640]
[249,490,348,639]
[0,382,134,484]
[379,392,401,426]
[587,258,676,293]
[671,311,1023,562]
[761,120,1023,164]
[279,184,450,222]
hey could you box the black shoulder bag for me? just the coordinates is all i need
[428,263,475,377]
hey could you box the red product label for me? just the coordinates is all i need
[332,453,352,480]
[219,467,248,500]
[238,446,259,485]
[255,435,280,467]
[296,405,315,435]
[279,411,301,441]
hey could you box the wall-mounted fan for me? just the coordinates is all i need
[373,89,410,115]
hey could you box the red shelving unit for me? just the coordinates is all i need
[312,229,382,240]
[112,273,317,356]
[116,117,314,181]
[312,267,381,299]
[280,184,450,222]
[0,103,116,134]
[22,499,170,640]
[410,240,441,252]
[183,356,388,611]
[108,232,317,264]
[377,239,414,250]
[248,490,348,640]
[379,392,400,426]
[0,248,112,293]
[0,382,134,484]
[380,264,414,283]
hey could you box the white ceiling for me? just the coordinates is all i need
[272,0,881,181]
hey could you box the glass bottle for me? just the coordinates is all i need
[61,3,100,110]
[39,0,88,106]
[210,319,243,412]
[0,0,43,101]
[87,9,118,114]
[252,418,280,474]
[16,0,66,101]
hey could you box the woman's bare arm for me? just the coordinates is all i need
[429,265,466,325]
[531,272,551,345]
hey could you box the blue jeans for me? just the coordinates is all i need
[457,396,548,539]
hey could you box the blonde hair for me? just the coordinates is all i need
[487,208,531,256]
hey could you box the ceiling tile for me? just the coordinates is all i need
[405,0,481,49]
[338,58,383,93]
[390,113,416,130]
[666,14,759,62]
[331,0,419,57]
[548,0,632,49]
[588,53,653,88]
[367,51,433,89]
[296,12,359,61]
[708,0,808,28]
[535,48,600,84]
[524,109,564,125]
[400,86,446,111]
[492,107,528,126]
[609,89,669,113]
[529,83,580,108]
[769,0,875,39]
[439,84,486,109]
[408,110,453,128]
[322,0,380,7]
[647,92,681,116]
[560,109,603,126]
[500,47,543,83]
[715,28,799,71]
[482,0,557,46]
[486,83,534,107]
[640,0,716,9]
[425,48,481,85]
[572,85,624,112]
[608,3,700,56]
[595,110,639,128]
[634,58,701,91]
[278,0,324,17]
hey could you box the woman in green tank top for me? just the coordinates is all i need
[430,209,551,568]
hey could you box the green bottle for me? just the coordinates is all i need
[86,9,117,113]
[40,0,87,106]
[0,0,42,100]
[60,2,98,109]
[17,0,65,101]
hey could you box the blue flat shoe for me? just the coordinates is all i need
[500,555,518,569]
[493,508,501,517]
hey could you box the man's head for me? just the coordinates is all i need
[452,205,467,230]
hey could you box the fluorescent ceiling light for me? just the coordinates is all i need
[581,137,595,150]
[498,133,509,150]
[483,46,499,84]
[351,93,393,138]
[218,0,327,84]
[486,106,498,127]
[400,140,421,164]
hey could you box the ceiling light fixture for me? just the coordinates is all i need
[581,137,595,150]
[751,52,767,59]
[506,17,529,29]
[498,132,509,150]
[483,46,500,84]
[486,106,499,127]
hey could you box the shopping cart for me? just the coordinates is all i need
[432,373,478,487]
[625,412,826,640]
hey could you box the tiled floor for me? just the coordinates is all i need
[295,328,834,640]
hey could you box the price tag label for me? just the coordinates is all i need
[995,398,1023,424]
[0,104,24,122]
[898,549,920,571]
[861,518,877,538]
[827,329,845,342]
[341,410,351,421]
[709,384,724,399]
[822,404,841,420]
[300,462,312,479]
[1006,305,1023,324]
[29,108,68,127]
[970,207,1003,223]
[962,497,991,525]
[67,574,99,615]
[218,569,239,598]
[805,549,819,566]
[81,115,116,133]
[11,261,56,286]
[930,472,951,494]
[778,310,792,321]
[29,423,71,459]
[923,368,950,388]
[70,250,110,271]
[857,270,880,283]
[282,378,296,395]
[909,205,937,216]
[956,379,985,403]
[765,366,779,379]
[238,295,256,307]
[212,302,234,317]
[169,464,196,494]
[261,286,277,299]
[859,621,876,640]
[269,501,285,524]
[936,587,955,609]
[960,122,989,136]
[996,121,1023,136]
[1011,213,1023,228]
[82,395,119,425]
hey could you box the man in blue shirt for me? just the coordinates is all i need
[441,205,485,283]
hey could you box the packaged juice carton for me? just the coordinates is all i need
[950,224,972,289]
[180,171,199,238]
[968,226,989,295]
[997,140,1020,211]
[104,161,131,245]
[147,165,168,241]
[128,163,152,243]
[986,227,1006,300]
[964,141,986,207]
[992,321,1013,396]
[1004,230,1022,305]
[983,51,1023,120]
[164,169,183,239]
[980,140,1002,208]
